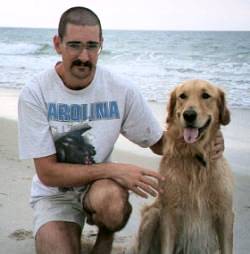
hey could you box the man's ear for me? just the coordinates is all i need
[166,89,177,124]
[218,89,230,125]
[53,35,62,55]
[99,36,104,53]
[100,36,104,45]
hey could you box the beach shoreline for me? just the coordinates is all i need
[0,88,250,253]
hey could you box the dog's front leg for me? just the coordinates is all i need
[137,206,160,254]
[160,211,176,254]
[216,211,234,254]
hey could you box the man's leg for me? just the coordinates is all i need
[35,221,81,254]
[83,179,132,254]
[31,191,85,254]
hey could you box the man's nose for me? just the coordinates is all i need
[78,48,90,61]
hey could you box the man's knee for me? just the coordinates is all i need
[35,221,81,254]
[84,180,132,232]
[101,197,132,232]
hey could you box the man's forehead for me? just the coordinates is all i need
[65,23,100,39]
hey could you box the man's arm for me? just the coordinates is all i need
[149,133,164,155]
[34,155,164,199]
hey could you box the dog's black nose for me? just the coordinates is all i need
[183,110,197,123]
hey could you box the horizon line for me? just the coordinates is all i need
[0,25,249,32]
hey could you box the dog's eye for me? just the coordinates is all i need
[202,92,211,99]
[179,93,187,99]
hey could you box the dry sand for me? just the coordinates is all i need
[0,88,250,253]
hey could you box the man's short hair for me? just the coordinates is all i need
[58,6,102,40]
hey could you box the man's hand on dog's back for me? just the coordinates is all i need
[34,155,164,198]
[105,163,165,198]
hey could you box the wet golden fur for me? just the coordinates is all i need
[136,80,234,254]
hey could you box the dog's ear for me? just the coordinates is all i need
[166,89,177,123]
[218,89,230,125]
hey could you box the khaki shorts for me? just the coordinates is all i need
[30,191,86,237]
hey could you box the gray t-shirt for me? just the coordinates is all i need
[18,66,162,198]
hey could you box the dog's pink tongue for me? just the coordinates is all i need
[183,128,199,143]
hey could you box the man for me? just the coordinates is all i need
[18,6,224,254]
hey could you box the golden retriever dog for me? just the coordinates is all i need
[136,80,234,254]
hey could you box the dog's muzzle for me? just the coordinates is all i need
[183,110,211,144]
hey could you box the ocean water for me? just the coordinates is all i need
[0,27,249,108]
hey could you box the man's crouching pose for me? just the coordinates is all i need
[18,6,225,254]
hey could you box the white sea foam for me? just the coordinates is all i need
[0,28,249,108]
[0,42,40,55]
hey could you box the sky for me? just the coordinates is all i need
[0,0,250,31]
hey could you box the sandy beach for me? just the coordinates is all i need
[0,88,250,253]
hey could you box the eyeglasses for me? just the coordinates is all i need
[64,41,102,55]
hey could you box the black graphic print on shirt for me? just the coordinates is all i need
[54,124,96,192]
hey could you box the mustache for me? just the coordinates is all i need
[72,60,93,68]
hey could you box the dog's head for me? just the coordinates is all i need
[166,79,230,144]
